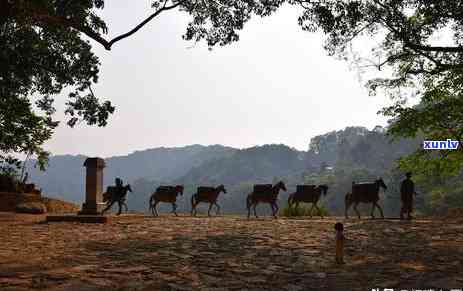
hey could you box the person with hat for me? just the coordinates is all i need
[400,172,416,220]
[114,177,125,201]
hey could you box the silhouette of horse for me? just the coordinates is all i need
[149,185,184,216]
[345,178,387,219]
[247,181,287,219]
[191,185,227,217]
[288,184,329,218]
[101,184,132,215]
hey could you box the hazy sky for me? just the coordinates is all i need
[47,2,393,158]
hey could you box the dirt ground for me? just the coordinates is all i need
[0,212,462,291]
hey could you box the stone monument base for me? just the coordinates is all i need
[78,202,106,215]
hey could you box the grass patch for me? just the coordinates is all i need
[281,204,329,217]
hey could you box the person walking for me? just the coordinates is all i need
[400,172,416,220]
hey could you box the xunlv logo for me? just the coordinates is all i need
[423,139,460,150]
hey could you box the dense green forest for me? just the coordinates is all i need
[20,125,462,217]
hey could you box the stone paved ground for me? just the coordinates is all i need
[0,212,463,291]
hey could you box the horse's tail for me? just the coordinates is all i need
[321,185,328,195]
[148,193,155,211]
[345,192,352,218]
[345,192,351,205]
[287,193,294,207]
[246,194,252,210]
[191,193,197,207]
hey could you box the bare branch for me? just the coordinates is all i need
[405,43,463,54]
[357,52,411,70]
[25,1,185,51]
[107,1,184,49]
[88,85,96,98]
[345,22,375,43]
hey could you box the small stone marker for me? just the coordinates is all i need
[79,157,106,215]
[334,222,345,264]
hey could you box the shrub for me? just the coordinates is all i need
[281,204,329,217]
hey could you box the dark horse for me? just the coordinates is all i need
[101,184,132,215]
[345,178,387,219]
[287,184,329,218]
[191,185,227,217]
[149,185,184,216]
[247,181,287,219]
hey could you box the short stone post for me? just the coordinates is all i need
[78,157,106,215]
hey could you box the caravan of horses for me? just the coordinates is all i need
[102,177,392,219]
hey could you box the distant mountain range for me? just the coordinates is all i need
[26,126,421,215]
[26,144,236,203]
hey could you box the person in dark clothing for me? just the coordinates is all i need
[114,177,124,201]
[400,172,416,220]
[115,177,123,188]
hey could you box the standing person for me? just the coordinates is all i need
[400,172,416,220]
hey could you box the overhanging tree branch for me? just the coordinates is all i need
[405,43,463,53]
[106,1,184,49]
[27,1,185,51]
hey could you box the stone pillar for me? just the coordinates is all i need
[79,157,106,215]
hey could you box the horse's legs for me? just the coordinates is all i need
[207,203,213,217]
[314,202,323,218]
[400,203,405,220]
[148,196,154,214]
[345,202,350,219]
[273,202,279,218]
[191,202,197,217]
[117,201,123,216]
[309,203,316,218]
[253,203,258,218]
[269,202,275,217]
[214,202,221,215]
[149,201,155,216]
[172,202,178,216]
[375,201,385,218]
[153,200,159,216]
[370,203,376,219]
[353,202,361,219]
[102,201,115,214]
[247,202,251,219]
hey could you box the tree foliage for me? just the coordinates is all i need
[294,0,463,178]
[385,89,463,179]
[296,0,463,85]
[1,1,113,172]
[0,96,53,173]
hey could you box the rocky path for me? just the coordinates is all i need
[0,213,462,290]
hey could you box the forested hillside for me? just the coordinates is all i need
[26,145,236,203]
